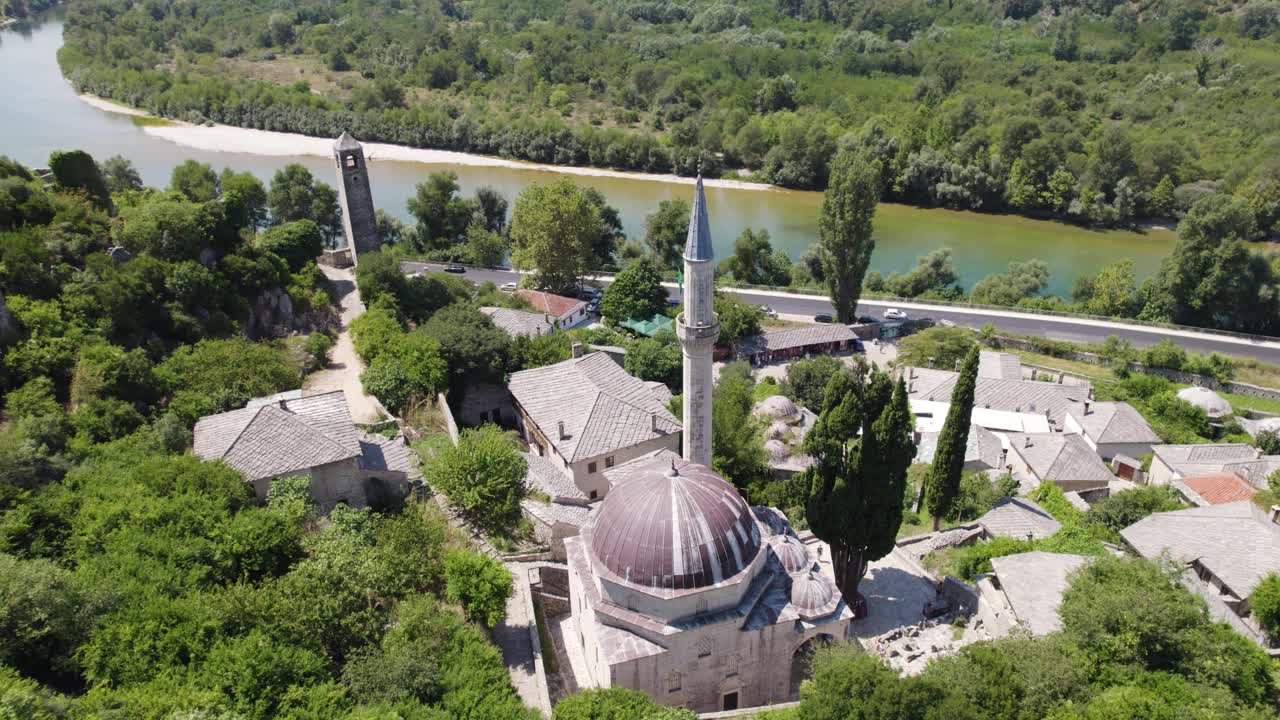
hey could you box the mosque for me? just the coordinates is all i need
[563,178,854,713]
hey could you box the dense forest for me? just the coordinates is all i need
[57,0,1280,231]
[0,152,533,718]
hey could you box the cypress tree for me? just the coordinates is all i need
[925,345,980,530]
[818,151,881,324]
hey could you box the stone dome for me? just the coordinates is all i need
[765,420,791,440]
[1253,417,1280,435]
[752,506,794,538]
[589,457,762,591]
[789,570,839,619]
[764,439,791,462]
[754,395,799,420]
[1176,386,1232,418]
[770,536,811,573]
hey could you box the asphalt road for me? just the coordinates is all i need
[401,261,1280,365]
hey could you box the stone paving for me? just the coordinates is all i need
[305,265,384,423]
[851,546,940,643]
[492,562,552,717]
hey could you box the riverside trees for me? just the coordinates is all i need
[817,152,880,324]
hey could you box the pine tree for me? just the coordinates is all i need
[818,151,881,324]
[924,346,980,530]
[804,371,915,602]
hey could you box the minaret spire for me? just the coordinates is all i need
[675,175,720,467]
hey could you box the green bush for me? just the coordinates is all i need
[1250,573,1280,639]
[422,425,526,533]
[443,550,512,627]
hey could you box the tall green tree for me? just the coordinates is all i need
[818,151,881,323]
[49,150,112,212]
[803,370,914,598]
[267,164,340,240]
[406,171,475,251]
[924,346,979,530]
[643,199,689,271]
[599,257,666,322]
[710,365,768,492]
[169,160,220,202]
[508,178,601,294]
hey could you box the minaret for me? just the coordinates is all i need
[676,177,719,467]
[333,132,381,264]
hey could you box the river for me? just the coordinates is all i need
[0,9,1178,296]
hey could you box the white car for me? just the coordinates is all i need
[759,305,778,319]
[500,282,518,292]
[883,308,908,320]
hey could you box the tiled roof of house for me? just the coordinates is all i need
[978,351,1022,380]
[357,433,422,480]
[1152,443,1260,479]
[509,352,680,463]
[480,307,555,337]
[735,324,856,356]
[990,552,1091,636]
[1180,472,1258,505]
[1068,401,1161,445]
[523,452,586,502]
[1121,502,1280,599]
[1223,457,1280,489]
[905,368,1087,424]
[514,289,587,321]
[978,497,1062,540]
[193,391,361,481]
[522,498,593,529]
[1007,433,1114,486]
[914,424,1004,469]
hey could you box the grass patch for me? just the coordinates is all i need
[1221,391,1280,416]
[129,115,174,127]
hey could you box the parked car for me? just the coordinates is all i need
[500,282,518,292]
[883,308,907,320]
[759,305,778,319]
[587,299,600,314]
[444,264,466,274]
[814,313,834,323]
[937,318,956,328]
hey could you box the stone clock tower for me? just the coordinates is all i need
[676,177,719,467]
[333,132,381,264]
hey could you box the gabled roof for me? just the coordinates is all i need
[904,367,1087,424]
[1007,433,1114,486]
[514,289,587,321]
[480,306,555,338]
[1068,401,1161,445]
[523,451,587,502]
[977,351,1022,380]
[735,324,856,356]
[1151,443,1260,479]
[1223,457,1280,489]
[1179,472,1258,505]
[509,352,680,463]
[1121,502,1280,598]
[914,424,1004,469]
[978,497,1062,540]
[193,391,361,481]
[685,176,713,262]
[990,552,1090,636]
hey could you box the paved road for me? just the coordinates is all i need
[401,261,1280,365]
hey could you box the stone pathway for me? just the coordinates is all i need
[493,562,552,718]
[851,546,939,642]
[305,265,384,423]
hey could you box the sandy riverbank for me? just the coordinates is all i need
[77,93,775,191]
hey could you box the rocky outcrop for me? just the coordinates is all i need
[0,291,14,343]
[243,286,336,339]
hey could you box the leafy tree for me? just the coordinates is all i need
[360,332,448,413]
[156,337,298,421]
[220,169,269,230]
[353,251,411,313]
[463,224,507,266]
[896,326,977,370]
[1250,573,1280,639]
[1083,485,1182,534]
[268,164,340,239]
[924,346,978,530]
[803,370,914,598]
[169,160,220,202]
[784,356,845,410]
[349,301,405,363]
[258,220,324,272]
[49,150,111,212]
[197,630,329,720]
[719,228,791,286]
[1256,429,1280,455]
[407,171,475,251]
[870,248,961,300]
[509,179,601,293]
[623,334,682,392]
[117,196,221,261]
[713,292,762,340]
[424,425,526,532]
[419,304,511,396]
[970,259,1050,306]
[510,332,572,372]
[819,151,881,323]
[100,155,142,194]
[1148,175,1177,218]
[599,257,667,322]
[553,687,697,719]
[1074,259,1136,317]
[644,199,689,270]
[711,366,768,492]
[443,549,513,626]
[473,186,509,234]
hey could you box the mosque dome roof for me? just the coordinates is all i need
[752,506,795,538]
[589,457,761,591]
[789,570,839,619]
[765,420,791,440]
[764,439,791,462]
[1176,386,1233,418]
[770,536,811,573]
[754,395,799,420]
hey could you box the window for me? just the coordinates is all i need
[345,156,356,167]
[605,456,615,468]
[696,636,713,658]
[589,490,598,500]
[588,461,598,474]
[666,672,681,693]
[726,654,739,677]
[695,597,708,615]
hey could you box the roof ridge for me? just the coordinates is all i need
[260,404,357,461]
[223,405,267,459]
[567,390,607,461]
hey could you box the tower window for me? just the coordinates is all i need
[345,156,356,167]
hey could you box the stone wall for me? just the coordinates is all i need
[996,336,1280,402]
[437,392,460,444]
[317,247,353,268]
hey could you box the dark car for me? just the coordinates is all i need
[814,313,833,323]
[443,264,466,274]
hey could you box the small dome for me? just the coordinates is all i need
[770,536,811,573]
[764,439,791,462]
[789,570,839,619]
[1176,386,1232,418]
[754,395,799,420]
[765,421,791,440]
[1251,417,1280,435]
[588,456,761,591]
[752,506,794,537]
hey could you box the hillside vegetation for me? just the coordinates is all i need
[58,0,1280,231]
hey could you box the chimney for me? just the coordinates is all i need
[909,368,916,379]
[651,413,658,432]
[557,421,567,440]
[1024,435,1032,449]
[571,342,584,358]
[1087,386,1094,400]
[1083,400,1091,415]
[1271,505,1280,525]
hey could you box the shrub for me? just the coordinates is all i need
[1084,485,1183,535]
[423,425,526,533]
[1251,574,1280,639]
[443,549,512,627]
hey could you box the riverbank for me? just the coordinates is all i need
[77,93,776,192]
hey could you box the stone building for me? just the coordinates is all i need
[333,132,381,263]
[193,389,418,509]
[565,449,853,713]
